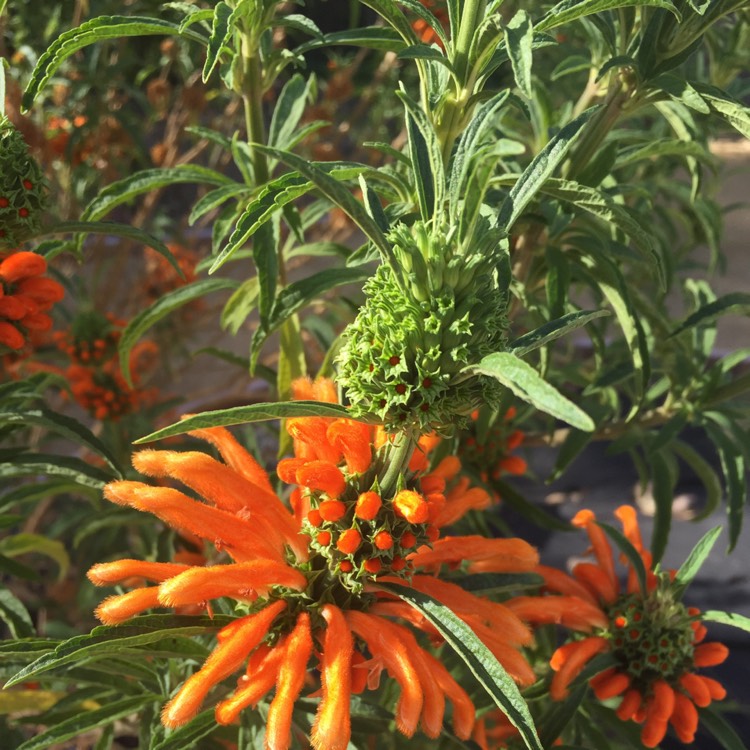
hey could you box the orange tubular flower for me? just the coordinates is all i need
[89,378,540,748]
[520,505,729,748]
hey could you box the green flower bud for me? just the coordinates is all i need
[0,118,48,249]
[337,220,509,433]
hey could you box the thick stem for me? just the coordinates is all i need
[379,430,418,496]
[453,0,487,86]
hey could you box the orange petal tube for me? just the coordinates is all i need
[287,418,341,464]
[326,419,372,474]
[670,691,699,743]
[572,510,617,589]
[103,482,280,563]
[572,562,618,604]
[410,536,538,574]
[693,642,729,667]
[505,596,608,633]
[95,587,162,625]
[266,612,314,750]
[162,600,286,728]
[157,561,307,607]
[422,650,475,740]
[311,605,353,750]
[347,611,424,737]
[88,559,190,586]
[535,565,600,606]
[550,636,609,700]
[296,460,346,498]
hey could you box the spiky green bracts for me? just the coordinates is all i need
[337,220,510,433]
[0,117,48,249]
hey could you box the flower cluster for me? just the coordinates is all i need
[88,379,540,748]
[0,251,64,353]
[45,115,90,165]
[142,243,198,304]
[337,221,509,433]
[0,117,48,249]
[516,506,728,747]
[55,311,157,419]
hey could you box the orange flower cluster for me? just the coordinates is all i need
[461,406,528,482]
[45,115,90,164]
[515,506,728,747]
[0,251,64,352]
[55,312,157,420]
[88,378,541,749]
[143,243,199,306]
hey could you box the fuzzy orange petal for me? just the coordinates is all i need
[410,536,538,574]
[95,587,162,625]
[422,650,475,740]
[326,419,372,474]
[162,600,286,728]
[536,565,600,606]
[266,612,313,750]
[572,510,617,591]
[572,562,618,604]
[288,417,341,464]
[158,561,306,607]
[88,560,190,586]
[296,460,346,498]
[550,636,609,700]
[505,596,608,632]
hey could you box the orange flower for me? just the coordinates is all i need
[89,378,540,748]
[515,505,728,748]
[460,406,527,483]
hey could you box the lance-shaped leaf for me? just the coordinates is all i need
[691,84,750,139]
[698,706,748,750]
[134,400,356,444]
[0,534,70,582]
[0,455,113,490]
[119,278,237,385]
[536,0,679,33]
[701,610,750,634]
[497,107,599,232]
[203,2,234,81]
[0,589,34,639]
[503,10,533,99]
[151,712,218,750]
[473,352,595,431]
[378,582,542,750]
[509,309,610,357]
[269,74,314,152]
[670,293,750,337]
[673,526,722,592]
[22,16,207,110]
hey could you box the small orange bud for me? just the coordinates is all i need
[393,490,429,524]
[400,531,417,548]
[319,499,346,522]
[317,531,332,546]
[339,560,353,573]
[307,509,323,527]
[364,558,381,574]
[336,528,361,554]
[355,491,381,520]
[374,531,393,550]
[391,556,406,572]
[0,321,24,349]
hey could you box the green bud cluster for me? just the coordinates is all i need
[337,220,509,433]
[0,118,48,249]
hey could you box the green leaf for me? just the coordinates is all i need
[474,352,595,431]
[294,26,406,54]
[39,221,182,277]
[0,533,70,582]
[16,696,157,750]
[151,711,218,750]
[378,582,542,750]
[509,309,610,357]
[269,74,313,152]
[550,429,594,481]
[189,184,252,225]
[134,400,356,444]
[652,73,710,113]
[5,615,232,687]
[221,277,259,335]
[701,610,750,634]
[670,293,750,337]
[119,278,237,385]
[456,572,544,595]
[0,408,122,476]
[536,0,679,32]
[22,16,206,110]
[497,107,598,232]
[0,455,112,490]
[674,526,722,591]
[83,166,234,222]
[671,439,722,521]
[0,589,34,638]
[538,683,588,748]
[692,84,750,139]
[503,10,533,99]
[253,222,278,329]
[596,522,648,594]
[649,450,675,564]
[698,706,749,750]
[252,146,395,266]
[203,2,234,81]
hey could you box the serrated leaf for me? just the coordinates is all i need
[5,615,232,688]
[135,400,356,444]
[474,352,595,431]
[22,16,206,110]
[597,522,648,594]
[0,455,112,490]
[0,589,34,638]
[379,582,542,750]
[674,526,722,591]
[0,534,70,582]
[670,293,750,337]
[16,696,157,750]
[536,0,679,32]
[509,309,610,357]
[83,166,234,222]
[0,409,122,475]
[203,2,234,81]
[503,10,533,99]
[497,107,598,232]
[40,221,183,277]
[251,146,395,265]
[119,278,237,385]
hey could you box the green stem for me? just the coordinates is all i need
[379,431,418,496]
[453,0,486,86]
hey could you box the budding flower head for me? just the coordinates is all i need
[336,220,509,433]
[0,117,48,249]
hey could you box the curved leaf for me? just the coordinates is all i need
[509,309,610,357]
